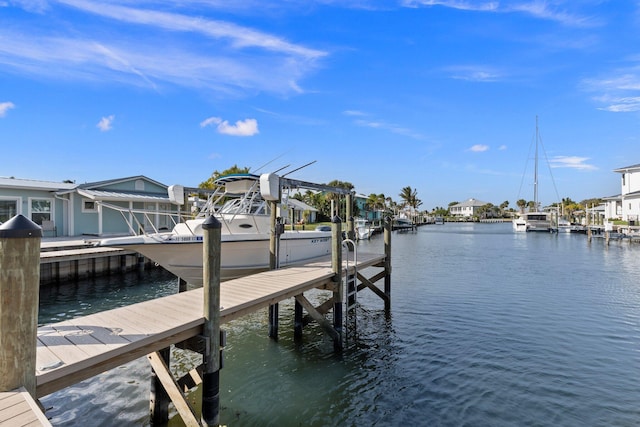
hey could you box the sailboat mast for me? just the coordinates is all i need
[534,115,539,212]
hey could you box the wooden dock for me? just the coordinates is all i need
[0,388,52,426]
[2,213,392,425]
[35,252,386,399]
[39,243,149,284]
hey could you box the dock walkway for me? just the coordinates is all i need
[35,252,386,399]
[0,388,52,426]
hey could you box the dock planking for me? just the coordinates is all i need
[0,388,52,426]
[35,252,385,398]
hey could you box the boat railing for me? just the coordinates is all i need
[96,201,195,236]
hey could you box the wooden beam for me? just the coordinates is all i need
[294,295,340,342]
[357,272,390,304]
[147,352,200,427]
[177,366,203,392]
[363,269,386,285]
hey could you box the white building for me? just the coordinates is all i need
[449,198,491,218]
[603,163,640,224]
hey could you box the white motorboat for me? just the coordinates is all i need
[355,217,373,240]
[98,173,336,285]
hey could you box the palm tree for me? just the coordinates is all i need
[516,199,527,214]
[500,200,509,217]
[399,186,422,221]
[366,193,387,219]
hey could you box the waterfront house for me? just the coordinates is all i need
[284,197,318,224]
[354,193,383,222]
[0,177,76,234]
[449,198,491,219]
[0,176,184,237]
[603,163,640,224]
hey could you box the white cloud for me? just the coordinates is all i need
[498,145,507,150]
[0,101,15,117]
[0,1,326,96]
[343,110,366,117]
[201,116,259,136]
[446,65,503,82]
[549,156,597,170]
[583,70,640,112]
[200,116,222,128]
[56,0,325,59]
[403,0,498,12]
[346,110,423,139]
[97,115,115,131]
[403,0,597,27]
[469,144,489,152]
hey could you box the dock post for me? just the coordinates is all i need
[331,214,343,351]
[268,201,280,339]
[0,215,42,398]
[202,215,222,427]
[149,347,170,425]
[178,277,188,293]
[294,300,303,340]
[384,216,392,311]
[346,193,355,243]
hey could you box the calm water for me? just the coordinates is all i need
[38,223,640,426]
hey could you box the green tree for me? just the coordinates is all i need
[366,193,387,212]
[516,199,527,214]
[199,164,251,189]
[325,180,354,218]
[399,186,422,210]
[499,200,509,217]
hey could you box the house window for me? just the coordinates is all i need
[0,198,19,223]
[135,180,145,191]
[82,199,98,213]
[29,198,53,225]
[622,173,625,186]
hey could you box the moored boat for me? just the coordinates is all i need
[97,173,344,285]
[513,116,554,233]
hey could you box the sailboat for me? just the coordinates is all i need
[513,117,553,232]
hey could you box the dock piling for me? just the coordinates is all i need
[202,215,222,426]
[0,215,42,398]
[384,216,392,311]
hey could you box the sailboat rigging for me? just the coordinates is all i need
[513,116,555,232]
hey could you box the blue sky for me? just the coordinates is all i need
[1,0,639,210]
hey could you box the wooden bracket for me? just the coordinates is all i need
[147,352,200,426]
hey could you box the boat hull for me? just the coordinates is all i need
[105,232,332,286]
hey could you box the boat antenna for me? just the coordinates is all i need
[253,151,293,173]
[272,164,291,174]
[281,160,317,177]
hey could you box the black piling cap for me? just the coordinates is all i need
[202,215,222,230]
[0,214,43,238]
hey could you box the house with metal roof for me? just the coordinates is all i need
[449,198,491,218]
[0,177,76,234]
[0,176,185,237]
[603,163,640,224]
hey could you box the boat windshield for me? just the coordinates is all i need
[526,214,548,221]
[219,199,268,215]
